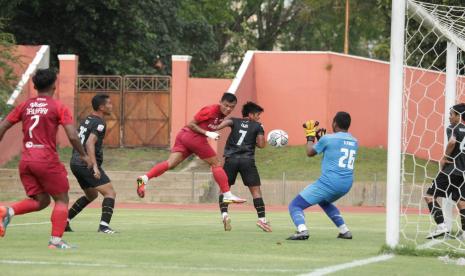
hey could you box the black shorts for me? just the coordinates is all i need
[223,158,260,187]
[70,164,111,190]
[427,171,465,202]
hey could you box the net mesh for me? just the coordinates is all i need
[401,0,465,251]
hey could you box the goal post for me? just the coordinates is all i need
[386,0,406,248]
[388,0,465,251]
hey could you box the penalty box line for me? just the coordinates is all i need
[298,254,394,276]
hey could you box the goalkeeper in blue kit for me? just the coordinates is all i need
[287,112,358,240]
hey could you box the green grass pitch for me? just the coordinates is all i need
[0,207,463,275]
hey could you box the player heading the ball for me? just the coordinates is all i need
[136,92,246,204]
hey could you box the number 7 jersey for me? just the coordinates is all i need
[6,95,73,162]
[313,132,358,186]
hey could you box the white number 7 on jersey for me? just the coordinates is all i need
[29,115,40,138]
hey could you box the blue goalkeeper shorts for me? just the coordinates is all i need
[299,179,351,205]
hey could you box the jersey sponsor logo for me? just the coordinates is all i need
[241,123,249,128]
[36,97,46,101]
[25,141,45,149]
[207,117,223,129]
[459,127,465,132]
[97,124,105,132]
[85,120,90,124]
[26,102,49,115]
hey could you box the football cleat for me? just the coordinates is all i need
[222,193,246,204]
[223,215,232,231]
[337,231,353,239]
[64,221,74,232]
[0,206,12,237]
[287,230,309,240]
[48,240,76,249]
[98,225,118,234]
[136,175,148,198]
[256,220,272,232]
[426,223,449,239]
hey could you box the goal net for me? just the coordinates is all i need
[389,0,465,252]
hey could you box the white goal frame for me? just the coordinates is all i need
[387,0,464,248]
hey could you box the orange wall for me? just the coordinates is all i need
[171,52,450,161]
[254,52,330,145]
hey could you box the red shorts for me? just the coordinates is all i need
[19,160,69,196]
[172,129,216,159]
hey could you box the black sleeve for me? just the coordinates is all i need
[90,118,106,136]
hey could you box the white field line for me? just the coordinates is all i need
[0,259,307,273]
[9,222,50,227]
[8,220,384,233]
[299,254,394,276]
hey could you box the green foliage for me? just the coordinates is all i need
[0,19,17,118]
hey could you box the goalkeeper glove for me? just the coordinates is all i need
[303,120,319,142]
[316,128,326,141]
[205,131,220,140]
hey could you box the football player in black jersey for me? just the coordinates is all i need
[66,94,118,234]
[214,101,271,232]
[424,103,465,240]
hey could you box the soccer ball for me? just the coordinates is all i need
[267,129,288,147]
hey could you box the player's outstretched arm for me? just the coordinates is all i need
[63,124,92,168]
[187,119,219,140]
[214,119,233,131]
[0,120,13,142]
[85,133,101,179]
[303,120,319,157]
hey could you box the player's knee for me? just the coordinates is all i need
[37,196,51,210]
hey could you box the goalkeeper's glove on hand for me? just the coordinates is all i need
[205,131,220,140]
[316,128,326,141]
[303,120,319,142]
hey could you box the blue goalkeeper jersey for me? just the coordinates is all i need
[313,132,358,189]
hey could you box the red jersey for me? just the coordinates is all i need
[6,95,73,162]
[187,104,225,132]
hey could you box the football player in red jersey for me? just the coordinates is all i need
[0,69,92,249]
[136,92,246,204]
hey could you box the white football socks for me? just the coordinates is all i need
[297,224,308,232]
[338,224,350,234]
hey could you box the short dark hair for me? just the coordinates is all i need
[242,101,264,117]
[92,94,110,111]
[221,92,237,103]
[32,69,57,92]
[452,103,465,121]
[333,111,351,130]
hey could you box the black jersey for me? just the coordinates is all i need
[224,118,264,159]
[443,123,465,175]
[70,115,106,166]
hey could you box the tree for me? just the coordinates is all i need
[0,19,17,117]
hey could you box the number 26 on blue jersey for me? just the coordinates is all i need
[338,148,355,169]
